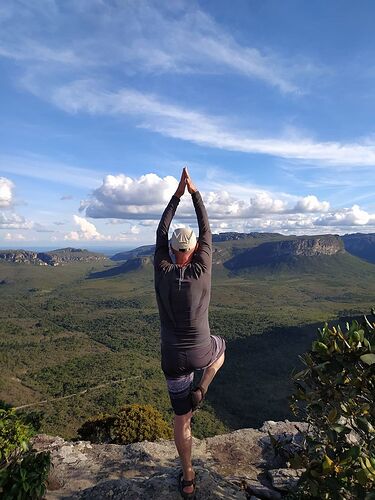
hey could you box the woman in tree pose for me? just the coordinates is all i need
[154,167,225,499]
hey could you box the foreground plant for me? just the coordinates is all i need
[283,309,375,499]
[78,403,173,444]
[0,409,51,499]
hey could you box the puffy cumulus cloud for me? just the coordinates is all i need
[82,173,178,218]
[210,221,230,233]
[0,177,14,208]
[294,195,330,213]
[0,212,33,229]
[64,215,110,241]
[203,191,286,218]
[316,205,374,227]
[80,172,331,222]
[4,232,26,241]
[248,193,286,214]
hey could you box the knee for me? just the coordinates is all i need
[221,351,225,366]
[174,412,192,432]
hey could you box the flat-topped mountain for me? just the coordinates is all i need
[212,231,284,242]
[2,232,374,271]
[108,233,359,273]
[0,248,107,266]
[225,235,344,270]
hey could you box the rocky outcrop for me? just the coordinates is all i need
[32,420,307,499]
[225,236,344,270]
[0,249,46,265]
[0,248,107,266]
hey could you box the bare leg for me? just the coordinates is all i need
[200,351,225,394]
[174,411,195,494]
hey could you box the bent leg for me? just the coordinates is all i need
[200,350,225,394]
[174,411,195,495]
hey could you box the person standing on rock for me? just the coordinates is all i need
[154,167,226,499]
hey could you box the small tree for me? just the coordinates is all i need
[78,404,173,444]
[286,310,375,499]
[0,409,51,500]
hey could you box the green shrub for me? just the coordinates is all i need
[78,404,173,444]
[285,311,375,499]
[0,409,51,499]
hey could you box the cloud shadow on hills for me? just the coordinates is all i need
[203,315,363,430]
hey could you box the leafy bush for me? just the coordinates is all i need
[78,404,173,444]
[285,311,375,499]
[0,409,51,499]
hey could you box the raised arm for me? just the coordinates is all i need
[154,170,186,268]
[185,169,212,266]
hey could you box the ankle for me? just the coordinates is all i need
[183,467,194,480]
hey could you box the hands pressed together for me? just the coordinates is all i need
[174,167,197,198]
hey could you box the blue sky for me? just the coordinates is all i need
[1,0,375,248]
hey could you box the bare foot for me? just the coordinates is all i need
[191,386,205,411]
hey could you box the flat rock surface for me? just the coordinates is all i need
[32,420,306,499]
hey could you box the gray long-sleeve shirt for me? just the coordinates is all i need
[154,191,212,350]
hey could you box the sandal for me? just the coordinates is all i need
[191,385,206,412]
[178,471,196,499]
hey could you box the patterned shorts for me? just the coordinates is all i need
[161,335,226,415]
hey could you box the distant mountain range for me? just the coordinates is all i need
[109,232,375,271]
[1,233,374,270]
[0,247,108,266]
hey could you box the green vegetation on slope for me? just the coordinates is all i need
[1,243,375,440]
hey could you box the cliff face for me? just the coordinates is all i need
[225,236,344,270]
[32,420,306,499]
[0,248,107,266]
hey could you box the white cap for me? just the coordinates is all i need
[170,228,197,252]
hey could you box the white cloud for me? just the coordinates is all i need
[0,1,306,94]
[0,212,32,229]
[4,232,26,241]
[48,81,375,167]
[80,172,331,221]
[316,205,374,227]
[294,195,330,213]
[0,177,14,208]
[64,215,109,241]
[82,173,178,219]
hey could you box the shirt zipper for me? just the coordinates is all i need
[178,266,186,291]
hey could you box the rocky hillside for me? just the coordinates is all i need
[224,235,344,270]
[342,233,375,264]
[0,248,107,266]
[33,420,306,499]
[212,232,284,242]
[109,233,363,271]
[111,245,155,261]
